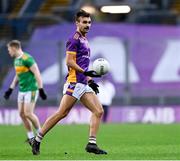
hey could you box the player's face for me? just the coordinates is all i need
[76,17,91,35]
[7,46,17,57]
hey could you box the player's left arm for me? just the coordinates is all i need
[30,63,47,100]
[30,63,43,88]
[86,76,92,81]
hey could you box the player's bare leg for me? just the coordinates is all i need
[24,102,41,132]
[80,92,107,154]
[18,102,34,145]
[32,95,77,155]
[80,92,103,136]
[18,102,33,131]
[40,95,76,135]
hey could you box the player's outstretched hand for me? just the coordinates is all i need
[39,88,47,100]
[4,88,13,100]
[84,70,101,77]
[88,80,99,94]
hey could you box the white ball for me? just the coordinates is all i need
[93,58,110,75]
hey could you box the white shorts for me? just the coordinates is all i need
[18,91,39,103]
[63,82,94,100]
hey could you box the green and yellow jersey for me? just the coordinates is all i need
[14,52,38,92]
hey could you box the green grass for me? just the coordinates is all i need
[0,124,180,160]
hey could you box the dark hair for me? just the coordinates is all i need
[75,9,90,21]
[7,40,21,49]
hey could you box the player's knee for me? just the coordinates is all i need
[56,110,69,119]
[99,108,104,117]
[19,111,26,119]
[95,108,104,118]
[24,111,32,118]
[62,112,68,118]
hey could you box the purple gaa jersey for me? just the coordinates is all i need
[65,31,90,84]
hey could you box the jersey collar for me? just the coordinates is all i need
[16,53,23,59]
[76,31,86,38]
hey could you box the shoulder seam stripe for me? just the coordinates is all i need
[66,51,77,55]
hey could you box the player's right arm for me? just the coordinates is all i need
[66,38,100,77]
[10,74,18,89]
[66,53,84,73]
[66,53,100,78]
[66,36,84,73]
[4,75,18,99]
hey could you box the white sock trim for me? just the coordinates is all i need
[89,136,96,144]
[89,140,96,144]
[35,133,43,142]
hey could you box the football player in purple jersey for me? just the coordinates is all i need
[31,10,107,155]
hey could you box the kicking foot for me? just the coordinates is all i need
[85,143,107,154]
[32,138,41,155]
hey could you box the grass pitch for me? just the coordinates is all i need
[0,123,180,160]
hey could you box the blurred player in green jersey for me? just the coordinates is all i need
[4,40,47,145]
